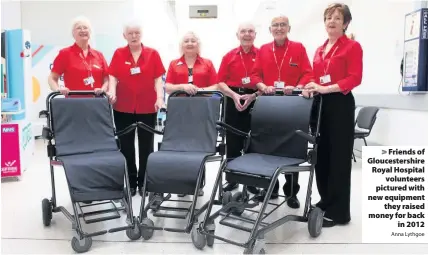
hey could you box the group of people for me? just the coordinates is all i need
[48,2,363,228]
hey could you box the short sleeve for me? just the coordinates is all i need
[51,49,68,75]
[165,61,176,84]
[108,49,120,78]
[152,50,166,79]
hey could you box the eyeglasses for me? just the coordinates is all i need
[239,29,255,34]
[271,22,288,28]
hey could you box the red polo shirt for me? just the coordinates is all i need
[165,55,217,88]
[217,45,259,89]
[313,35,363,95]
[251,39,313,87]
[51,43,108,91]
[109,45,166,114]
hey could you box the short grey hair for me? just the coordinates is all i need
[123,19,142,34]
[71,16,92,33]
[179,31,201,55]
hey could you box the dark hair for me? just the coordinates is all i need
[323,3,352,32]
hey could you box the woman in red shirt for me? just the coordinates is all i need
[108,21,166,196]
[48,17,109,95]
[165,31,218,95]
[305,3,363,228]
[165,31,218,197]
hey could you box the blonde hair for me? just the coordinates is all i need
[179,31,201,55]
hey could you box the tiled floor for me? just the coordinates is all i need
[1,139,427,254]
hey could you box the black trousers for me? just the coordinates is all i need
[225,96,252,160]
[113,110,156,189]
[311,92,355,224]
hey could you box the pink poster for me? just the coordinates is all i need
[1,124,21,178]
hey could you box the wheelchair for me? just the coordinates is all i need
[192,89,324,254]
[135,90,227,241]
[39,91,141,253]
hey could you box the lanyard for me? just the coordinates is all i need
[79,52,92,77]
[272,41,289,81]
[322,45,339,75]
[239,51,250,77]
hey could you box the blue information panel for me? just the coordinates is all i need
[403,8,428,92]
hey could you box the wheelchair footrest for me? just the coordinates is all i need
[108,226,132,233]
[219,211,268,233]
[153,206,189,219]
[85,230,108,238]
[85,215,121,224]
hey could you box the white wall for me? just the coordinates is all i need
[1,1,22,30]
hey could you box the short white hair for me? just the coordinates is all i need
[71,16,92,33]
[237,21,256,33]
[123,19,143,34]
[270,14,290,25]
[179,31,201,55]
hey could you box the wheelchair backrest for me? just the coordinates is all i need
[50,97,119,156]
[160,96,221,153]
[248,95,314,160]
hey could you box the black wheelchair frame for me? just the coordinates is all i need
[191,90,324,254]
[39,91,142,253]
[135,90,228,240]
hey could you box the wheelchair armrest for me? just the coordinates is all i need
[216,121,249,137]
[42,127,53,140]
[136,121,164,135]
[115,123,138,137]
[295,130,316,144]
[39,110,49,118]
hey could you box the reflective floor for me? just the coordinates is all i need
[1,139,427,254]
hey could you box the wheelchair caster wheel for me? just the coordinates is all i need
[244,239,266,254]
[231,192,245,216]
[206,230,215,247]
[126,223,141,240]
[191,224,206,250]
[140,218,154,240]
[222,191,232,206]
[42,198,52,227]
[308,207,324,238]
[71,236,92,253]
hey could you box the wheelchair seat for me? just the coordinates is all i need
[50,97,126,203]
[227,153,306,178]
[58,151,125,202]
[146,151,213,195]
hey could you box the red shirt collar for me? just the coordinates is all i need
[273,38,289,49]
[321,34,348,48]
[234,45,257,55]
[71,42,94,56]
[125,43,145,60]
[178,54,203,65]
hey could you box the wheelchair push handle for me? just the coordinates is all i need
[273,88,303,96]
[169,90,224,98]
[159,108,167,113]
[47,90,107,98]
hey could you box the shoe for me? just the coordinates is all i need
[138,188,143,197]
[177,194,186,197]
[322,217,336,228]
[131,188,137,197]
[198,188,204,196]
[287,196,300,209]
[247,186,260,195]
[223,182,238,192]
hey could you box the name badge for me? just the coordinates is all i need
[130,67,141,75]
[188,75,193,83]
[274,81,285,89]
[320,74,331,84]
[241,77,250,85]
[83,76,95,87]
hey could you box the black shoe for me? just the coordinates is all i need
[256,181,279,201]
[131,188,137,197]
[223,182,238,192]
[322,217,336,228]
[247,186,260,195]
[138,188,144,197]
[287,196,300,209]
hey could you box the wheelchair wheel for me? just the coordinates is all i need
[191,224,206,250]
[308,207,323,238]
[231,192,245,216]
[126,219,141,240]
[42,198,52,227]
[140,218,154,240]
[71,236,92,253]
